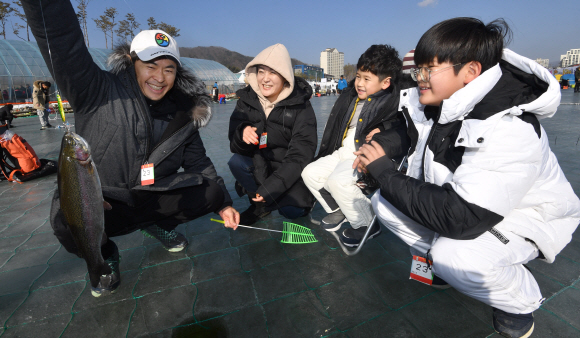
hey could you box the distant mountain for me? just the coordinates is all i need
[179,46,308,73]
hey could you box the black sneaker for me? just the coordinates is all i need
[492,307,534,338]
[46,123,54,128]
[239,203,271,225]
[339,220,381,247]
[91,244,121,297]
[321,209,346,232]
[141,225,188,252]
[431,275,451,289]
[234,180,247,197]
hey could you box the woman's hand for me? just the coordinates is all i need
[252,193,265,203]
[243,126,259,145]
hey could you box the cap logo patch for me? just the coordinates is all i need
[155,33,170,47]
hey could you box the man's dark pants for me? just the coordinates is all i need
[0,115,12,126]
[51,179,224,259]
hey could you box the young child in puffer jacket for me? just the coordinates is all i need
[302,44,410,248]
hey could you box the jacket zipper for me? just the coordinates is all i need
[421,102,443,180]
[401,106,415,161]
[341,98,359,146]
[147,120,194,158]
[127,70,153,187]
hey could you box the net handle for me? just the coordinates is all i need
[210,218,282,233]
[237,224,283,233]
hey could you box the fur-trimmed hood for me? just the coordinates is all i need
[33,80,44,89]
[107,43,212,129]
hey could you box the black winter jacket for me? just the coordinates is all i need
[23,0,231,209]
[229,77,317,210]
[0,105,13,123]
[316,79,409,162]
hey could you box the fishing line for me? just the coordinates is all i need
[39,0,65,122]
[121,0,134,13]
[38,0,56,82]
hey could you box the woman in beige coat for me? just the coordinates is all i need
[32,80,52,129]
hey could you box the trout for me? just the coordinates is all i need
[58,131,117,294]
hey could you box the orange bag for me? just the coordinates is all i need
[0,133,41,178]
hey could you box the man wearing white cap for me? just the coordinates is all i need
[23,0,239,297]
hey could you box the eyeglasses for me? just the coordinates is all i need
[410,63,464,82]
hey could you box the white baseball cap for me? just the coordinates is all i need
[130,30,181,66]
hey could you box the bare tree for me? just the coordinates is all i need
[115,19,130,44]
[75,0,91,47]
[93,15,111,49]
[11,21,24,40]
[125,13,139,39]
[0,2,13,39]
[157,22,179,37]
[343,64,356,81]
[104,7,117,49]
[11,0,28,41]
[147,17,157,30]
[116,13,140,43]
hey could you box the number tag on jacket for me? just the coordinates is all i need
[259,133,268,149]
[141,163,154,185]
[410,255,433,285]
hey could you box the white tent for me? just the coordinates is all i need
[237,70,246,84]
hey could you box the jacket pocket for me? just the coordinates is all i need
[91,123,119,165]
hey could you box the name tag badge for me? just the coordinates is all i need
[259,133,268,149]
[410,255,433,285]
[141,163,154,186]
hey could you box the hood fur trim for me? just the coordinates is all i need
[107,43,212,128]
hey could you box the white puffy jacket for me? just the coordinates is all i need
[367,49,580,263]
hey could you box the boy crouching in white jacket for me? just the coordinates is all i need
[355,18,580,338]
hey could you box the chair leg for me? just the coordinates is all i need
[309,201,321,225]
[330,215,377,256]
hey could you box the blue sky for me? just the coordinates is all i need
[12,0,580,67]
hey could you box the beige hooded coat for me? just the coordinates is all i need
[32,80,49,110]
[244,44,295,117]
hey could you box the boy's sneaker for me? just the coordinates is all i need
[91,244,121,297]
[339,220,381,247]
[46,123,54,128]
[141,225,188,252]
[40,126,46,130]
[492,307,534,338]
[321,210,346,232]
